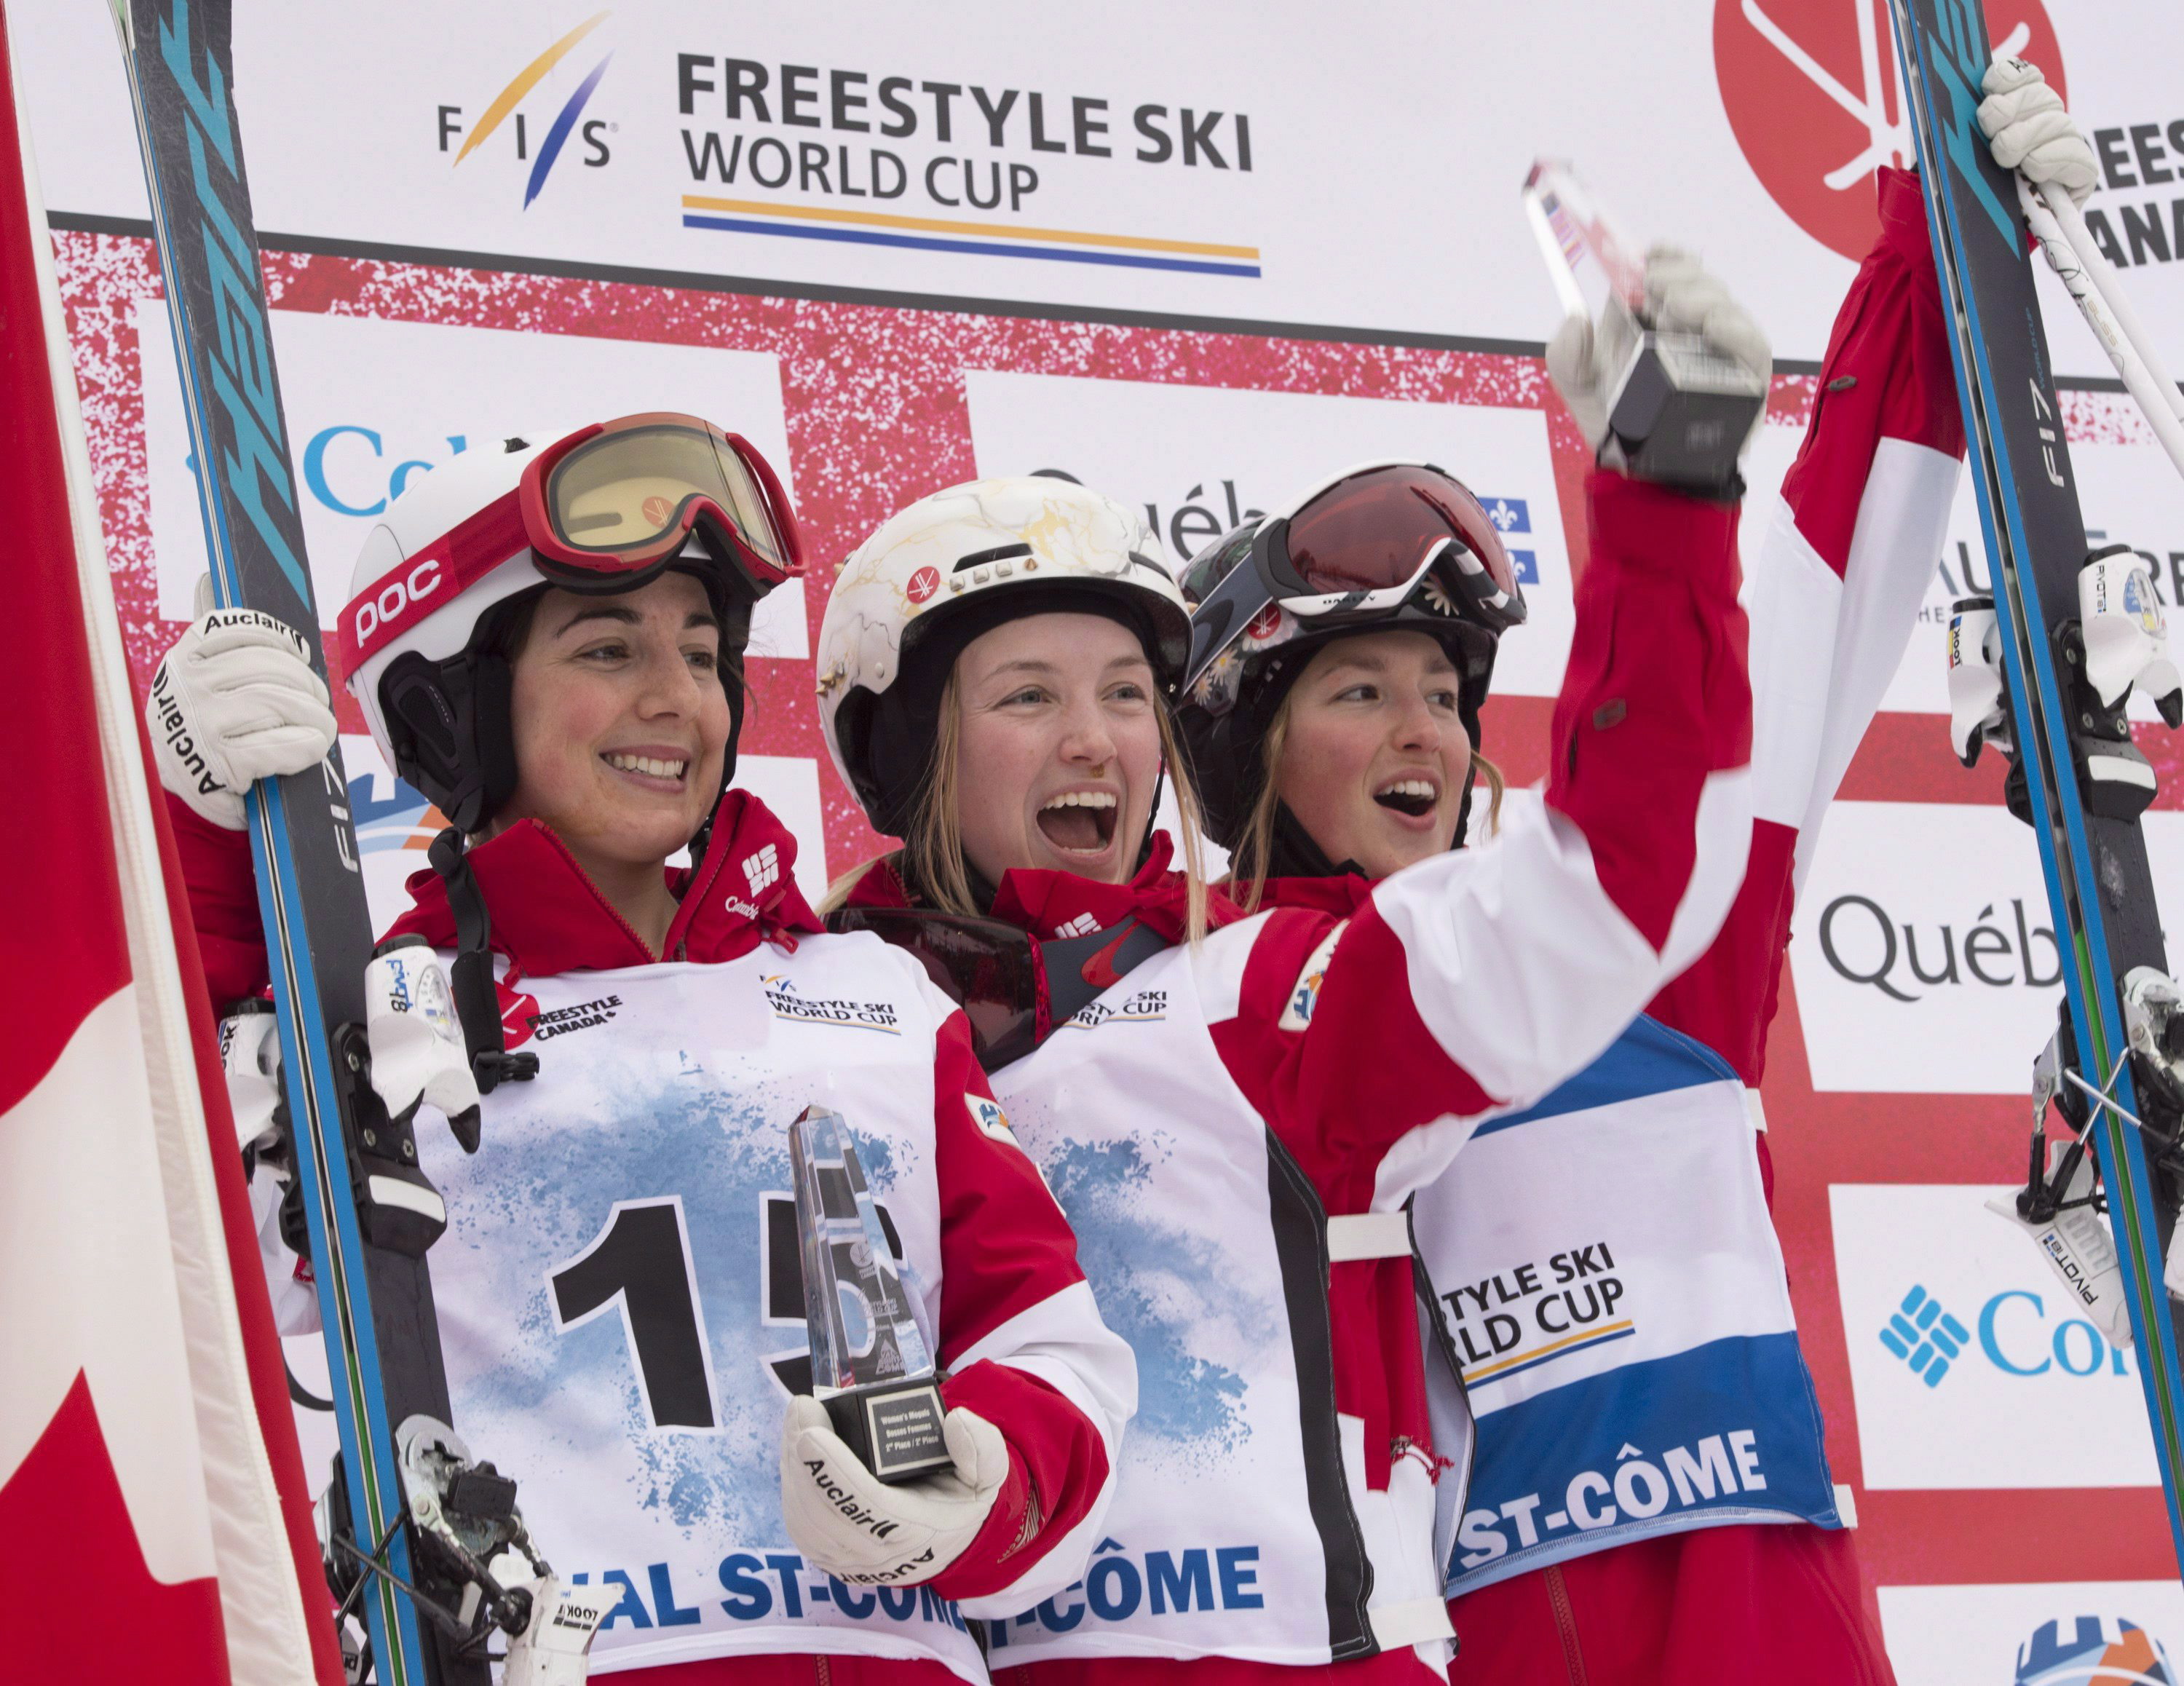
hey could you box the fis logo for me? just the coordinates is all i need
[2014,1615,2175,1686]
[1879,1283,1969,1387]
[438,13,616,209]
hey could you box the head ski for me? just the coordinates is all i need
[1889,0,2184,1580]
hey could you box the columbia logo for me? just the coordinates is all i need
[743,844,780,895]
[1053,913,1100,939]
[1880,1284,1969,1388]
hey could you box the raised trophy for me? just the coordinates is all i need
[788,1106,952,1484]
[1522,159,1767,491]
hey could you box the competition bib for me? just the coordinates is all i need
[1413,1015,1842,1596]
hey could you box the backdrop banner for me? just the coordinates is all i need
[17,1,2184,1680]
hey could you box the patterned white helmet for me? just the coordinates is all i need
[817,476,1190,837]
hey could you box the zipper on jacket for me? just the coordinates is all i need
[531,822,664,962]
[814,1655,831,1686]
[1544,1564,1589,1686]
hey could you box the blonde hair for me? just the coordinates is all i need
[1229,686,1504,915]
[818,665,1214,943]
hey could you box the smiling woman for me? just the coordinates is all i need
[489,571,742,953]
[150,418,1137,1685]
[1233,629,1506,909]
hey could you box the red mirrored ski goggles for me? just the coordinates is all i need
[1184,461,1527,699]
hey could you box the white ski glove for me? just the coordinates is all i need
[778,1396,1009,1585]
[1546,248,1771,480]
[146,579,336,830]
[1979,58,2098,205]
[365,940,482,1147]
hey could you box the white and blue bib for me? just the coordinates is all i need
[1412,1014,1841,1597]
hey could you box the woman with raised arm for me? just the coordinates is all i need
[1177,65,2094,1686]
[149,416,1133,1685]
[812,241,1764,1685]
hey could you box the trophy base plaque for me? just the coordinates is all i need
[1607,331,1767,493]
[820,1376,952,1484]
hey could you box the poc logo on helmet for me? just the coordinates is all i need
[351,557,446,649]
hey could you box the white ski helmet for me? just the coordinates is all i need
[337,416,802,831]
[816,475,1191,837]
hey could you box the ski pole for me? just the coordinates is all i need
[2017,178,2184,483]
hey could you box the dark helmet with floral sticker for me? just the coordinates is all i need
[1175,459,1526,852]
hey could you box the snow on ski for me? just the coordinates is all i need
[1890,0,2184,1580]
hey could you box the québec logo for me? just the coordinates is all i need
[1879,1283,1970,1388]
[1712,0,2065,260]
[1480,496,1540,586]
[438,12,617,209]
[2014,1615,2175,1686]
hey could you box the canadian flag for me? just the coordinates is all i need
[0,15,339,1685]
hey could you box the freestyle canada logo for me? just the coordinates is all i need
[672,52,1261,277]
[349,767,441,863]
[1712,0,2064,259]
[523,994,623,1042]
[2014,1615,2175,1686]
[438,12,617,209]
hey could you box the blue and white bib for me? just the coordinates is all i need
[1411,1015,1841,1596]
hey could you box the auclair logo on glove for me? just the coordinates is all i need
[800,1458,903,1540]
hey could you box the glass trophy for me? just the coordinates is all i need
[1522,159,1767,491]
[788,1106,952,1484]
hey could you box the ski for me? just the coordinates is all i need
[1889,0,2184,1579]
[111,1,482,1678]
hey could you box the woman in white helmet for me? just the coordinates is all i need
[812,263,1760,1686]
[149,415,1134,1686]
[815,476,1227,1064]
